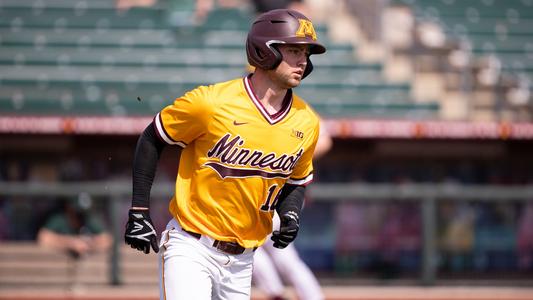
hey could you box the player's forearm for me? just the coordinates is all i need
[276,184,305,220]
[37,229,87,251]
[132,121,165,209]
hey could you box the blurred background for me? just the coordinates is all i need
[1,0,533,299]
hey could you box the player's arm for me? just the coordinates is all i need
[271,115,320,248]
[124,121,166,254]
[37,228,91,255]
[271,184,306,249]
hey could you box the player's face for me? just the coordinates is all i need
[270,44,310,89]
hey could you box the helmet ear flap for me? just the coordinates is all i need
[266,42,283,70]
[302,56,314,79]
[246,38,284,70]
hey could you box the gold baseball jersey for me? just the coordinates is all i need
[154,75,320,248]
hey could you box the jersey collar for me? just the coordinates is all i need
[243,74,292,125]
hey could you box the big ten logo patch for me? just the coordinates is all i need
[295,19,317,41]
[291,129,304,139]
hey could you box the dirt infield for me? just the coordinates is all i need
[2,286,533,300]
[3,243,532,299]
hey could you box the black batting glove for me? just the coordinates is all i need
[125,209,159,254]
[271,211,300,249]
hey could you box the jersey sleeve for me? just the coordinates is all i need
[286,119,320,186]
[154,86,212,147]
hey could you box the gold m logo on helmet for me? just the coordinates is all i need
[295,19,317,41]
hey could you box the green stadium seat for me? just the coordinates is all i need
[497,53,533,71]
[201,8,254,31]
[0,84,193,115]
[0,83,436,118]
[406,0,533,18]
[199,7,329,33]
[439,17,533,35]
[201,29,351,50]
[469,34,533,53]
[0,60,398,93]
[0,46,247,67]
[0,7,167,29]
[0,28,177,48]
[397,0,533,85]
[0,65,246,86]
[310,102,439,119]
[0,45,369,69]
[0,0,120,10]
[0,2,429,119]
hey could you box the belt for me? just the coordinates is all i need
[182,229,256,255]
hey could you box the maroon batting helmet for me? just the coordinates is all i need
[246,9,326,79]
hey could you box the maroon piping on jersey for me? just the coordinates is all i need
[205,162,291,179]
[243,74,292,125]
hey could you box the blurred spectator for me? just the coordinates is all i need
[37,194,112,258]
[116,0,157,11]
[335,202,383,271]
[439,203,476,272]
[473,203,517,271]
[193,0,247,24]
[344,0,388,42]
[375,202,421,278]
[251,0,311,17]
[518,203,533,270]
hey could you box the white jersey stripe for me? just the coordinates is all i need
[287,173,313,186]
[155,112,186,147]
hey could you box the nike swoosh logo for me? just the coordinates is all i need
[233,121,248,126]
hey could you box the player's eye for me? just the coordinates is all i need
[289,48,304,56]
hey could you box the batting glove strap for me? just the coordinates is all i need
[271,212,300,249]
[124,209,159,254]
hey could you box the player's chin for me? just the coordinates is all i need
[287,76,302,88]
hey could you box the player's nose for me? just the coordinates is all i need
[297,57,307,69]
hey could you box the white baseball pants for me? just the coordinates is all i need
[158,218,255,300]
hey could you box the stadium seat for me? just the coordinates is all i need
[0,0,438,118]
[392,0,532,121]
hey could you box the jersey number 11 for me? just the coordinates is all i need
[260,184,282,212]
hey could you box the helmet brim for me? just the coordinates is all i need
[275,37,326,55]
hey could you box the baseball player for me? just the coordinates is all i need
[124,8,326,300]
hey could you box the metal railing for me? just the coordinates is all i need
[2,181,533,285]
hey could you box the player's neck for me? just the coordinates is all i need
[249,71,288,114]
